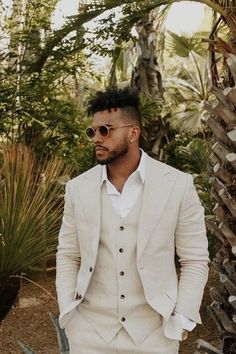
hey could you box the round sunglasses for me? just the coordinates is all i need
[85,124,133,139]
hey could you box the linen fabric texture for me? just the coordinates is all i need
[56,154,209,351]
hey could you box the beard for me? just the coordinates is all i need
[96,140,129,165]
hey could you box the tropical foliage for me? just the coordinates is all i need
[165,135,217,259]
[0,0,95,174]
[163,31,214,133]
[166,136,212,212]
[1,4,236,353]
[0,145,72,321]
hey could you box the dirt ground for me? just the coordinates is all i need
[0,266,220,354]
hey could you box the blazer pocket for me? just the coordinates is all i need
[59,300,80,328]
[64,307,77,332]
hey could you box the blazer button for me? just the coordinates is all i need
[121,317,126,322]
[120,294,125,299]
[76,293,83,300]
[89,267,93,272]
[119,248,124,253]
[120,271,124,276]
[119,226,124,231]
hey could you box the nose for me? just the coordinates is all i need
[92,130,103,144]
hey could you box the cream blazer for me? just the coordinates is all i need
[56,155,209,340]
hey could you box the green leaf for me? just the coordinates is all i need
[0,145,73,280]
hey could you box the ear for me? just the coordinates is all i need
[129,126,140,143]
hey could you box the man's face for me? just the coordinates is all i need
[91,108,133,165]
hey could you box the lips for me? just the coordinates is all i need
[95,146,107,153]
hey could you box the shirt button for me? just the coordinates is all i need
[89,267,93,272]
[120,294,125,299]
[119,226,124,231]
[119,248,124,253]
[121,317,126,322]
[120,271,124,276]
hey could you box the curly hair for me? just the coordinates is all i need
[87,87,141,126]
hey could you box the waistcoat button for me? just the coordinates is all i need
[89,267,93,272]
[121,317,126,322]
[76,294,83,300]
[119,226,124,231]
[120,271,124,276]
[119,248,124,253]
[120,294,125,299]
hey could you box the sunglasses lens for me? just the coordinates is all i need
[99,125,109,137]
[86,125,110,138]
[86,127,95,138]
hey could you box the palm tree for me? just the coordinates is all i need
[198,32,236,354]
[130,8,170,160]
[163,31,214,133]
[178,2,236,353]
[0,1,235,351]
[104,2,236,352]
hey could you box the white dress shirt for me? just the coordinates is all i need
[101,150,145,218]
[101,150,196,332]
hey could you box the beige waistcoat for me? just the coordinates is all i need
[79,185,161,345]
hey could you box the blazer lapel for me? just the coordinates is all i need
[76,158,177,261]
[77,165,102,258]
[137,156,177,259]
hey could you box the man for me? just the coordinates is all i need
[56,87,209,354]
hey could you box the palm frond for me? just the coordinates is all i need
[176,138,210,174]
[139,94,162,125]
[166,30,208,58]
[213,0,235,11]
[170,105,206,133]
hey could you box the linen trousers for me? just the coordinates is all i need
[64,309,179,354]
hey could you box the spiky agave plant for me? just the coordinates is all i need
[0,145,72,322]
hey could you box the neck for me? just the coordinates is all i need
[107,148,141,190]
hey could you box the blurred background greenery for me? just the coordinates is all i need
[0,0,233,327]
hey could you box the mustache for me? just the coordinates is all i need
[94,145,108,151]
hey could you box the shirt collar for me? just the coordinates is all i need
[101,149,146,186]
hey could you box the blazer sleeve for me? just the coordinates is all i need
[56,180,81,314]
[174,173,209,323]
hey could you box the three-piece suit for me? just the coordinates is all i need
[56,154,209,353]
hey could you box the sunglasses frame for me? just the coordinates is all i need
[86,124,134,139]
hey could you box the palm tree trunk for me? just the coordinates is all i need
[131,9,169,161]
[131,10,163,99]
[197,11,236,353]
